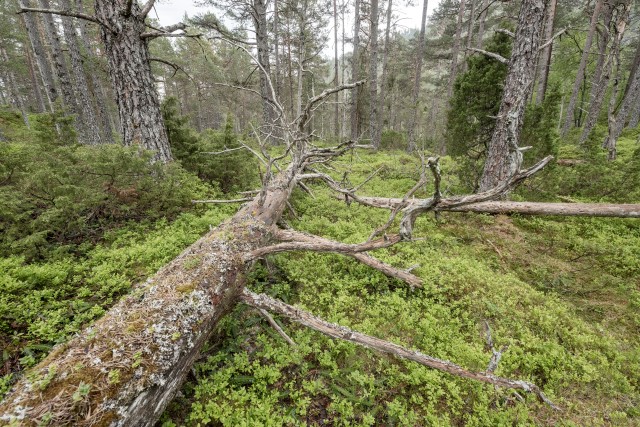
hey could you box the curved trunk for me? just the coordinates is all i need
[479,0,547,192]
[94,0,172,162]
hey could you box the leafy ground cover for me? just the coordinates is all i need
[1,112,639,424]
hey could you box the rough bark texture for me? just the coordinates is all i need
[59,0,101,145]
[369,0,380,147]
[24,44,46,113]
[0,47,29,127]
[0,165,298,426]
[561,0,603,136]
[19,0,58,111]
[333,0,340,138]
[579,1,615,144]
[375,0,393,147]
[478,0,547,192]
[462,0,476,73]
[476,0,489,48]
[94,0,172,161]
[38,0,79,118]
[603,2,630,160]
[252,0,276,136]
[75,0,115,144]
[535,0,556,104]
[447,0,467,99]
[406,0,428,151]
[350,0,361,140]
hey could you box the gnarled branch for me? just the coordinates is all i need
[240,290,560,410]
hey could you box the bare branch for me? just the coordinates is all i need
[192,198,253,204]
[484,321,508,373]
[140,0,156,19]
[538,28,567,52]
[150,57,192,79]
[241,290,560,410]
[270,228,422,288]
[467,48,509,64]
[495,28,515,38]
[199,146,246,155]
[296,81,366,134]
[256,308,296,346]
[17,7,110,30]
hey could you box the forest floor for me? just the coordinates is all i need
[2,142,639,426]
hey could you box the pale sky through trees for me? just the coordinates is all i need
[153,0,442,42]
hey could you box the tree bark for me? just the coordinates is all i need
[406,0,428,151]
[252,0,276,138]
[59,0,101,145]
[535,0,556,104]
[478,0,548,192]
[561,0,603,136]
[18,0,58,111]
[375,0,393,147]
[447,0,467,99]
[93,0,172,161]
[333,0,340,139]
[37,0,80,124]
[476,0,489,48]
[462,0,476,73]
[579,1,615,144]
[75,0,115,144]
[350,0,362,140]
[369,0,380,147]
[24,44,46,113]
[0,47,29,127]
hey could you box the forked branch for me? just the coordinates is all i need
[241,290,560,410]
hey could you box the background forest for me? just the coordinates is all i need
[1,0,640,425]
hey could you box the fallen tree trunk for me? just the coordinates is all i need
[0,170,297,427]
[355,197,640,218]
[444,201,640,217]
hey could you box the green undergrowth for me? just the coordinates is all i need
[0,206,236,391]
[161,149,639,426]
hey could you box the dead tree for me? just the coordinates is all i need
[3,27,640,427]
[17,0,193,162]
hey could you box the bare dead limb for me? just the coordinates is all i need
[192,198,254,204]
[241,290,560,410]
[256,308,297,346]
[444,201,640,217]
[484,321,508,373]
[17,7,112,31]
[270,228,423,288]
[467,48,509,64]
[140,0,156,19]
[495,28,515,38]
[199,146,247,155]
[538,28,567,51]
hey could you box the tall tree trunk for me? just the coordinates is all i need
[447,0,467,99]
[333,0,340,139]
[561,0,603,136]
[376,0,393,147]
[579,2,615,144]
[75,0,114,144]
[274,0,280,99]
[479,0,548,192]
[369,0,380,147]
[59,0,101,145]
[602,1,631,160]
[38,0,80,117]
[476,0,489,48]
[462,0,476,72]
[93,0,172,162]
[253,0,275,137]
[0,47,29,127]
[406,0,428,151]
[535,0,556,104]
[19,0,58,111]
[622,34,640,101]
[24,44,46,112]
[350,0,361,140]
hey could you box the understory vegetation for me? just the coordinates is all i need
[1,108,638,425]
